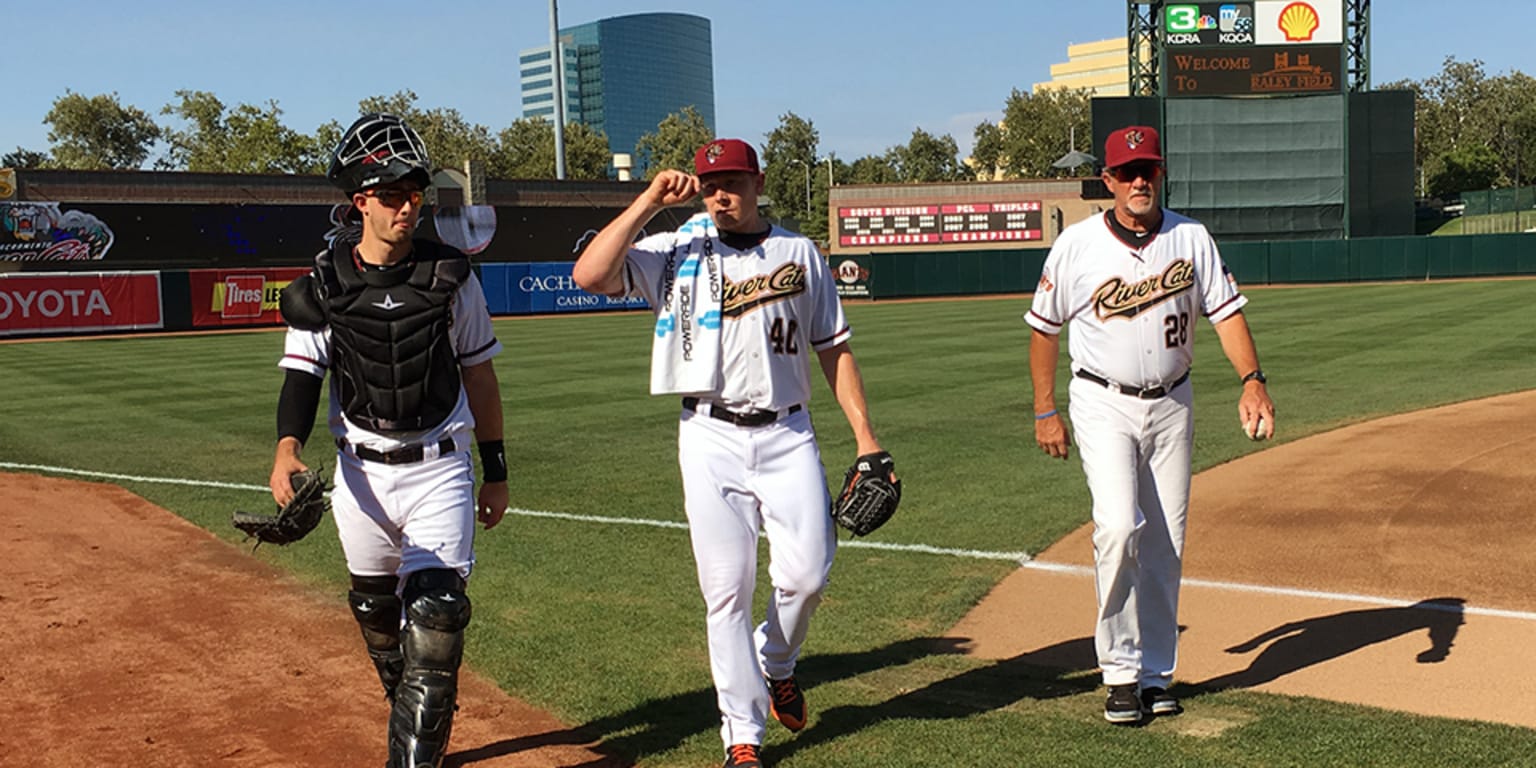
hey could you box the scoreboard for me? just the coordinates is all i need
[838,201,1043,247]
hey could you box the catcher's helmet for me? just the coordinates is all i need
[327,113,433,194]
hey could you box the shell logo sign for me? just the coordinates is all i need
[1256,0,1341,45]
[1278,2,1319,40]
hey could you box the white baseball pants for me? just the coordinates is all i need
[677,407,836,748]
[329,447,478,581]
[1069,376,1194,689]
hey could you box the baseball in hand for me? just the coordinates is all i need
[1244,416,1267,441]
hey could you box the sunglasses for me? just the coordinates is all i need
[361,188,425,208]
[1109,161,1161,182]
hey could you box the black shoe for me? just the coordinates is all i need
[767,675,806,732]
[1141,686,1183,716]
[723,743,763,767]
[1104,684,1144,724]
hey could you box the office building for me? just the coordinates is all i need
[520,13,715,168]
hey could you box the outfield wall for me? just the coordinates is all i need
[840,233,1536,299]
[4,234,1534,338]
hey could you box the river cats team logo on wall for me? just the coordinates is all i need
[1092,260,1195,321]
[0,203,115,261]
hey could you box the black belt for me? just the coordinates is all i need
[1075,369,1190,400]
[339,437,457,465]
[682,397,803,427]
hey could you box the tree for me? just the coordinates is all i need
[2,148,49,169]
[1386,57,1536,196]
[762,112,819,230]
[159,90,321,173]
[1428,143,1500,199]
[43,91,161,170]
[977,87,1092,179]
[846,155,898,185]
[634,106,714,179]
[356,91,498,176]
[492,118,611,180]
[970,122,1005,180]
[885,127,965,182]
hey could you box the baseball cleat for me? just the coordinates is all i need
[722,743,763,767]
[1141,686,1183,716]
[767,675,807,732]
[1104,684,1144,724]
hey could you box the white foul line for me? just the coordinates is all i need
[1020,560,1536,622]
[6,462,1532,621]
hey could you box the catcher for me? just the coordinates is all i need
[253,113,508,768]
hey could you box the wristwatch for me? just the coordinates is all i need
[1241,369,1267,385]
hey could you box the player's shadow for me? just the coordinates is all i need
[1196,596,1465,692]
[445,635,979,767]
[767,636,1100,764]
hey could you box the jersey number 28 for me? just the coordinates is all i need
[1164,312,1190,348]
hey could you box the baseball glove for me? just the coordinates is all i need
[233,468,328,547]
[832,451,901,537]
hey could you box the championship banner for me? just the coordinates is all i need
[188,268,311,328]
[0,272,162,336]
[838,202,1043,247]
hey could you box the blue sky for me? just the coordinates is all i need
[3,0,1528,165]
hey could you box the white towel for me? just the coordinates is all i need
[650,213,724,395]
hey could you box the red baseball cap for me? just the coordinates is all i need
[694,138,761,176]
[1103,125,1164,169]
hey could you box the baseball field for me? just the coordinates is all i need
[3,278,1536,766]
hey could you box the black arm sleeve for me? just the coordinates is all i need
[277,369,324,445]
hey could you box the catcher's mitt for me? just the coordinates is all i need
[233,468,328,547]
[832,451,901,537]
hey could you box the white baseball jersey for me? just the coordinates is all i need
[278,271,503,451]
[1026,210,1245,386]
[622,226,850,411]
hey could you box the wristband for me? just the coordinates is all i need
[477,439,508,483]
[1034,409,1058,420]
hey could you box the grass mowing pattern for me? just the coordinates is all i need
[2,280,1534,765]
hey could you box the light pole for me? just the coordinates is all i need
[822,156,834,188]
[789,158,811,217]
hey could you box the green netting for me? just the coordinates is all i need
[1462,186,1536,215]
[1165,95,1346,239]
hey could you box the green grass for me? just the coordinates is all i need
[1430,210,1536,235]
[3,279,1535,766]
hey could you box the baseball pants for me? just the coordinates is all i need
[677,407,836,748]
[329,446,478,581]
[1069,376,1194,689]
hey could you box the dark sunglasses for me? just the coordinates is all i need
[1109,161,1161,182]
[361,188,425,208]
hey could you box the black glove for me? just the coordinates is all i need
[832,451,901,537]
[233,468,328,548]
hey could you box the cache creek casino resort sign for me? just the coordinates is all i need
[1161,1,1346,97]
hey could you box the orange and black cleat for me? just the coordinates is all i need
[766,676,806,732]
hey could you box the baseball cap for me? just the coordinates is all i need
[1103,125,1164,169]
[694,138,760,176]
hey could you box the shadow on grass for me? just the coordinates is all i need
[448,634,1103,766]
[1195,596,1465,693]
[769,636,1100,764]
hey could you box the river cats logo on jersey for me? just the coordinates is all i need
[721,263,806,317]
[1092,259,1195,320]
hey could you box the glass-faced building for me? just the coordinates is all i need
[520,12,715,170]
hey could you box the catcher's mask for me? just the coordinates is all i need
[327,113,433,195]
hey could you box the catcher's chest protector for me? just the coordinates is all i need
[316,240,469,435]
